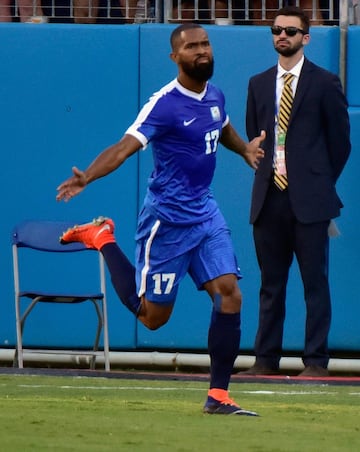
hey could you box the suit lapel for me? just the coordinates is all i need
[289,58,313,125]
[264,67,277,140]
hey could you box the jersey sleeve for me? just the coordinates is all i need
[125,91,173,149]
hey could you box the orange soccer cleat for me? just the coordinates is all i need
[60,216,115,250]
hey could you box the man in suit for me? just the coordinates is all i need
[243,5,351,377]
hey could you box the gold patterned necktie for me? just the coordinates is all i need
[274,73,295,190]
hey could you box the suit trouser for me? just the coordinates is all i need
[252,183,331,369]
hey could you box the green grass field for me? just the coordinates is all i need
[0,373,359,451]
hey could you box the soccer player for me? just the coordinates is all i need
[57,23,265,415]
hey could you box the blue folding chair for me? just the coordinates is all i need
[12,220,110,371]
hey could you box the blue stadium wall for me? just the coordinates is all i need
[0,23,359,354]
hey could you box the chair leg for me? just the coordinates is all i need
[14,296,23,368]
[90,299,103,370]
[102,299,110,372]
[99,253,110,371]
[14,298,38,368]
[14,298,45,368]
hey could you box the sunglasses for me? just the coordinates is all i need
[271,25,307,37]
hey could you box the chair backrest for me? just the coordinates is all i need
[12,220,88,252]
[12,220,104,296]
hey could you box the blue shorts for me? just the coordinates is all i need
[134,207,242,304]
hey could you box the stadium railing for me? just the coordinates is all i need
[4,0,358,26]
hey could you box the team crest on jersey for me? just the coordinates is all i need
[210,106,221,121]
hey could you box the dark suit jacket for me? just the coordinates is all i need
[246,57,351,224]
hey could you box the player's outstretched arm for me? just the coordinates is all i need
[56,134,142,202]
[56,166,87,202]
[220,123,265,170]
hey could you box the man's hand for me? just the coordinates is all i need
[243,130,266,170]
[56,166,87,202]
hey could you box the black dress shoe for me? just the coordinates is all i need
[298,366,329,377]
[238,364,279,376]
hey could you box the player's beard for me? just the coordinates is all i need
[274,40,303,57]
[182,57,214,82]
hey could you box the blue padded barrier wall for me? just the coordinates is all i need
[329,107,360,350]
[0,24,140,349]
[0,23,358,354]
[346,27,360,106]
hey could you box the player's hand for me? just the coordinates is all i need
[244,130,266,169]
[56,166,87,202]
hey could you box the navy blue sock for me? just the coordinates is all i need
[208,309,241,390]
[100,243,141,315]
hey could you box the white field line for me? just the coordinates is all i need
[4,383,359,396]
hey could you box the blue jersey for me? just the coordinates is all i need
[126,79,229,225]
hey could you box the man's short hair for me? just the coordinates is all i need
[170,23,204,51]
[274,6,310,34]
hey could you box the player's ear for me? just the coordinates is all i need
[170,52,177,63]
